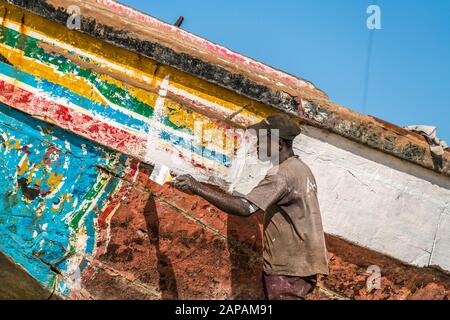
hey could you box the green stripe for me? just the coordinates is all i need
[0,25,184,131]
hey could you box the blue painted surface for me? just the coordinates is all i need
[0,102,122,294]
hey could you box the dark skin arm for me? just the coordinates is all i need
[172,174,256,217]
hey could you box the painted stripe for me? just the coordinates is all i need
[0,78,232,174]
[0,76,145,154]
[0,59,148,131]
[0,62,232,166]
[0,21,253,157]
[0,19,258,125]
[0,21,239,159]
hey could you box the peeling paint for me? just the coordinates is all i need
[0,0,448,300]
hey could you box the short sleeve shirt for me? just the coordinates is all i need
[246,156,329,277]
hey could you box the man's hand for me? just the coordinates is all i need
[172,174,201,195]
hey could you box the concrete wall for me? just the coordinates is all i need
[294,126,450,271]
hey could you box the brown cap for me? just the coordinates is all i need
[248,114,302,141]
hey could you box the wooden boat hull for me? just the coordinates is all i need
[0,1,448,299]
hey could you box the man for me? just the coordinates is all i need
[172,114,329,300]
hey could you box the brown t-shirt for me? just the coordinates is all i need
[246,156,329,277]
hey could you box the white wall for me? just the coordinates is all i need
[292,126,450,271]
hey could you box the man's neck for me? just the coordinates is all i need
[274,149,295,165]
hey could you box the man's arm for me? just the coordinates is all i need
[172,175,257,217]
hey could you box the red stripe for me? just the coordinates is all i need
[0,79,145,155]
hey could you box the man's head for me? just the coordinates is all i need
[247,114,301,162]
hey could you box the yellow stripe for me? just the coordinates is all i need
[1,3,275,120]
[0,43,108,105]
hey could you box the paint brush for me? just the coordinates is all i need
[149,164,173,186]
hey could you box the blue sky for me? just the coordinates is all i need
[119,0,450,142]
